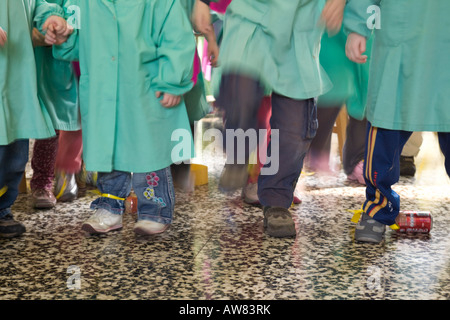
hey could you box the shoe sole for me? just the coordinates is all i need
[33,202,56,209]
[81,224,122,234]
[133,225,169,236]
[263,217,297,238]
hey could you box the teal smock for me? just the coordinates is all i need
[213,0,332,100]
[318,28,372,120]
[34,0,79,131]
[53,0,197,173]
[179,0,211,125]
[0,0,64,145]
[344,0,450,132]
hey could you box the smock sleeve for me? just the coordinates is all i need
[344,0,380,38]
[151,0,197,96]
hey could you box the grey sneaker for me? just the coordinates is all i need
[0,213,26,238]
[54,171,78,202]
[81,209,123,234]
[355,212,386,243]
[263,206,297,238]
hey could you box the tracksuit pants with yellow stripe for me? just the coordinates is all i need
[363,123,450,226]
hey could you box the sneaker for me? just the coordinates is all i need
[133,220,169,235]
[400,156,416,177]
[218,163,248,193]
[347,160,366,185]
[355,212,386,243]
[263,206,297,238]
[243,182,259,205]
[243,182,302,205]
[31,189,57,209]
[54,171,78,202]
[0,213,26,238]
[81,209,123,234]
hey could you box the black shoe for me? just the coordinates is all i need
[400,156,416,176]
[0,213,26,238]
[263,206,297,238]
[218,163,248,193]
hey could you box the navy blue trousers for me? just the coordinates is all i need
[363,124,450,226]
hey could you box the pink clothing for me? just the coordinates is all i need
[30,135,59,191]
[210,0,232,14]
[55,130,83,174]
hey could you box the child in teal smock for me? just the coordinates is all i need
[0,0,71,238]
[345,0,450,243]
[211,0,346,238]
[53,0,197,235]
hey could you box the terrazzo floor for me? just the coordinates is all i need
[1,118,449,305]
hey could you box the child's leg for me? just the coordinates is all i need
[55,130,83,174]
[305,106,341,172]
[438,132,450,177]
[257,93,317,237]
[30,135,59,208]
[82,171,131,234]
[215,73,265,192]
[342,117,367,175]
[30,135,58,192]
[0,140,29,238]
[362,124,412,226]
[258,94,317,209]
[54,130,83,202]
[132,167,175,235]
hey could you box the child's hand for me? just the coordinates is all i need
[321,0,346,35]
[156,92,181,108]
[32,28,48,47]
[0,27,7,47]
[42,15,72,45]
[206,37,219,67]
[345,32,368,64]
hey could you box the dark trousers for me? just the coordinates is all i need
[363,124,450,226]
[216,73,318,208]
[0,140,29,217]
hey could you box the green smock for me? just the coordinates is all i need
[179,0,211,125]
[344,0,450,131]
[53,0,197,173]
[0,0,64,145]
[318,28,372,120]
[213,0,332,100]
[34,0,79,131]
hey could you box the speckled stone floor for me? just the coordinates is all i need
[1,119,449,302]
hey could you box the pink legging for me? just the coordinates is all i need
[30,130,83,191]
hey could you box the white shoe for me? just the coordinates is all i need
[81,209,123,234]
[133,220,169,235]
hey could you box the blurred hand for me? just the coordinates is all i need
[193,0,219,67]
[321,0,346,35]
[345,32,368,64]
[0,27,7,47]
[156,91,181,108]
[32,28,48,47]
